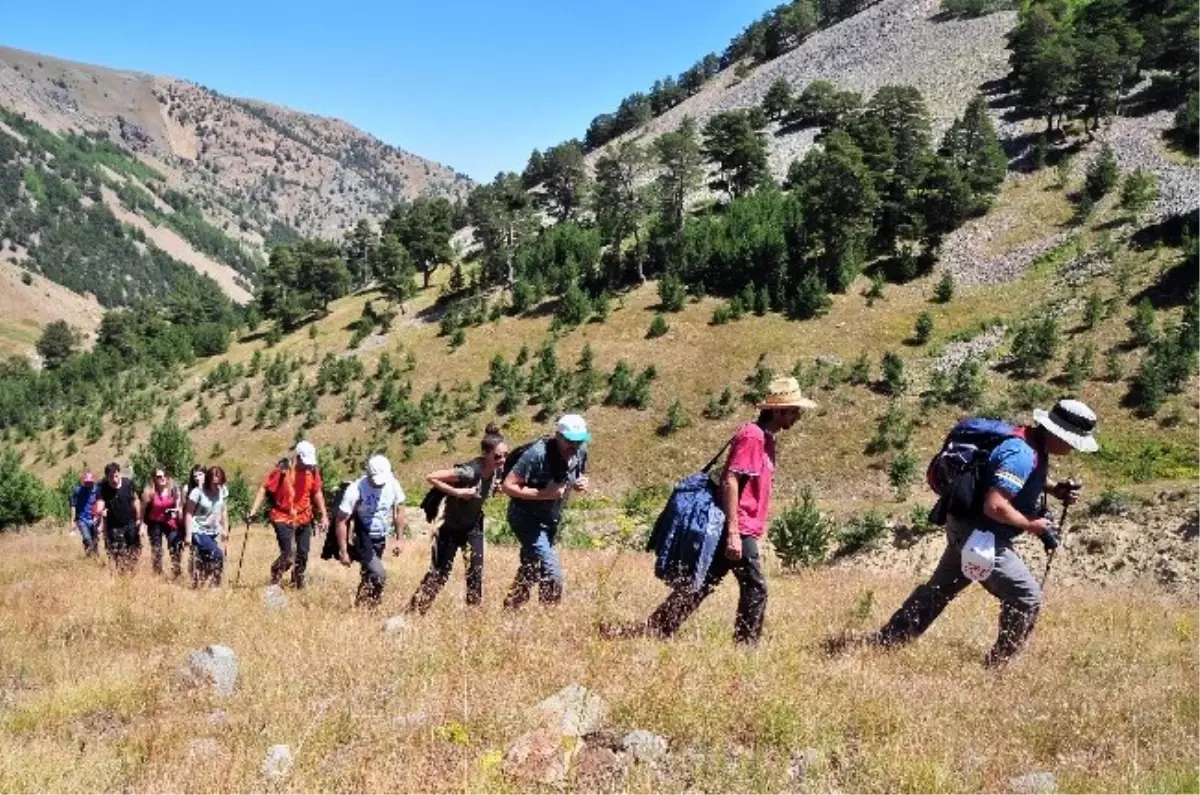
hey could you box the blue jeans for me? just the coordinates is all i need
[503,512,563,609]
[76,519,98,555]
[191,534,225,587]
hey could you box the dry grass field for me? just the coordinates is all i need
[0,524,1195,793]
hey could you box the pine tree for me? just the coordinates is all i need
[934,271,955,303]
[761,77,794,121]
[940,95,1008,212]
[913,312,934,344]
[1085,145,1119,200]
[701,109,770,199]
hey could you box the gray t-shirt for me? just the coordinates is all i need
[188,486,227,536]
[442,458,496,530]
[506,438,587,525]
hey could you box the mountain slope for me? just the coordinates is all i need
[0,46,472,244]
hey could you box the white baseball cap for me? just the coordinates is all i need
[556,414,590,443]
[367,454,393,486]
[294,440,318,467]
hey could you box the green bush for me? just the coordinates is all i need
[658,399,691,436]
[769,487,835,569]
[130,416,193,489]
[889,449,918,500]
[848,353,871,385]
[1010,316,1060,377]
[658,274,686,312]
[933,271,955,303]
[837,510,888,556]
[0,451,51,530]
[949,359,987,409]
[913,312,934,345]
[881,351,907,394]
[1129,299,1157,348]
[703,388,736,419]
[1084,145,1118,200]
[646,313,670,339]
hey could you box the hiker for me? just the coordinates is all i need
[94,462,143,573]
[500,414,590,610]
[69,471,99,557]
[185,465,230,587]
[855,399,1098,665]
[407,424,508,614]
[604,377,813,644]
[247,441,329,589]
[334,454,407,607]
[142,467,184,577]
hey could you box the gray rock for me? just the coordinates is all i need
[262,585,288,610]
[574,744,629,782]
[182,645,238,697]
[1008,772,1057,794]
[206,709,229,727]
[530,683,605,738]
[502,729,573,785]
[260,744,294,781]
[621,729,669,764]
[383,615,409,635]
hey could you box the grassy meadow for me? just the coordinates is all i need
[0,524,1195,793]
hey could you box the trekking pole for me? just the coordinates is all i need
[234,518,251,588]
[1040,479,1079,590]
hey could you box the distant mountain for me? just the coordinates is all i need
[0,46,473,243]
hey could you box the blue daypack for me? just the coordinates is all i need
[645,440,732,591]
[926,417,1021,525]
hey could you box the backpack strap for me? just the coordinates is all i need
[700,438,734,475]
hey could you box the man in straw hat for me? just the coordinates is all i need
[856,399,1098,665]
[605,376,815,644]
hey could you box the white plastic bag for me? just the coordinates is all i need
[961,529,996,582]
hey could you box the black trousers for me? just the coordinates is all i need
[408,521,484,614]
[147,521,184,576]
[270,522,313,587]
[646,534,768,644]
[104,522,142,573]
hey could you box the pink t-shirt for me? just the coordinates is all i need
[722,422,776,539]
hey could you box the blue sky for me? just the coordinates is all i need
[3,0,777,181]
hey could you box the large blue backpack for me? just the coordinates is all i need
[926,417,1021,524]
[645,440,732,591]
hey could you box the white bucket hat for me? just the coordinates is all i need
[961,529,996,582]
[1034,399,1099,453]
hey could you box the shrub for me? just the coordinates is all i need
[1063,344,1094,391]
[130,417,193,489]
[1010,316,1060,377]
[933,271,955,303]
[864,273,886,306]
[0,451,50,530]
[658,399,691,436]
[450,328,466,349]
[769,486,835,569]
[881,351,907,394]
[1104,347,1125,382]
[1129,298,1157,348]
[658,274,686,312]
[1084,145,1118,200]
[837,510,888,556]
[848,353,871,385]
[1089,486,1133,517]
[646,313,670,339]
[867,400,912,454]
[553,283,592,329]
[1119,169,1158,219]
[703,388,736,419]
[711,304,733,325]
[949,359,987,409]
[889,448,917,501]
[743,356,773,404]
[913,312,934,345]
[265,325,283,348]
[1082,290,1104,330]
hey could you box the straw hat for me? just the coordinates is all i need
[757,376,817,411]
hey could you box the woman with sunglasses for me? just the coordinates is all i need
[184,465,229,587]
[407,424,508,614]
[142,466,183,578]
